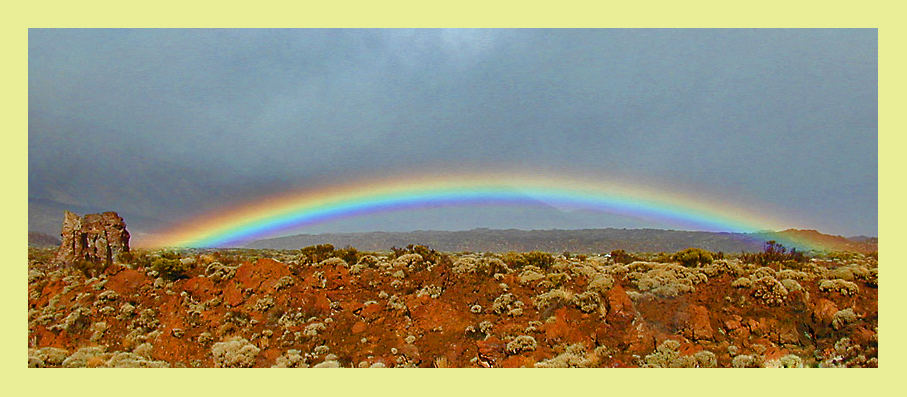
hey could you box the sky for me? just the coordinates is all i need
[28,29,878,239]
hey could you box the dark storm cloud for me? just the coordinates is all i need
[28,29,877,236]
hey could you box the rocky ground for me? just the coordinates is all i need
[27,246,878,368]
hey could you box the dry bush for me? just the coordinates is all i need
[731,277,754,288]
[818,279,860,296]
[518,267,546,285]
[832,308,858,330]
[502,251,555,270]
[731,354,761,368]
[630,263,706,298]
[642,340,716,368]
[571,291,602,313]
[272,349,308,368]
[777,269,812,282]
[671,248,715,267]
[751,276,789,306]
[586,273,615,295]
[533,289,573,311]
[506,335,538,355]
[316,257,349,268]
[534,344,592,368]
[211,337,260,368]
[491,293,525,317]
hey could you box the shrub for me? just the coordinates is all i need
[333,246,360,264]
[731,354,760,368]
[631,264,705,298]
[32,347,69,367]
[518,268,546,285]
[524,251,555,269]
[211,337,260,368]
[533,289,572,311]
[701,260,745,277]
[777,269,811,282]
[205,262,239,281]
[481,258,511,275]
[752,266,778,280]
[694,350,718,368]
[832,308,858,330]
[642,340,714,368]
[356,255,379,267]
[502,251,555,270]
[150,252,191,280]
[117,249,155,269]
[818,279,860,296]
[780,278,803,292]
[778,354,804,368]
[61,347,108,368]
[731,277,754,288]
[316,257,349,268]
[740,240,807,266]
[671,248,714,267]
[105,352,170,368]
[72,259,107,278]
[751,276,788,306]
[451,257,478,274]
[300,244,336,264]
[586,273,615,295]
[609,249,638,265]
[506,335,538,355]
[491,293,525,316]
[272,349,307,368]
[391,244,450,267]
[535,344,591,368]
[392,253,423,269]
[571,291,602,313]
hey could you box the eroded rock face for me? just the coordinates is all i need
[54,211,130,266]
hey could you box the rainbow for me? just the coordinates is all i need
[145,172,817,249]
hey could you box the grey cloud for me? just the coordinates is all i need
[28,29,877,237]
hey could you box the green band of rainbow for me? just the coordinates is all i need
[144,173,813,249]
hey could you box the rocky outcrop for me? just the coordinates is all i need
[54,211,130,266]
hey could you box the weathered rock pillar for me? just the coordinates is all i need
[54,211,130,266]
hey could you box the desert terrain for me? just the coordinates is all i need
[28,240,877,368]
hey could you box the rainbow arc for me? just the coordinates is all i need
[145,173,818,249]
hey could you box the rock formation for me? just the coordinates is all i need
[54,211,130,266]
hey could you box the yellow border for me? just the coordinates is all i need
[7,1,901,396]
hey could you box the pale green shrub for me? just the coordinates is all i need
[731,354,760,368]
[752,276,788,306]
[506,335,537,355]
[832,308,858,330]
[818,279,860,296]
[534,344,591,368]
[211,337,260,368]
[732,277,754,288]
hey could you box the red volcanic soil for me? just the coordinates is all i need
[27,248,878,368]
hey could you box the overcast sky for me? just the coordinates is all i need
[28,29,877,237]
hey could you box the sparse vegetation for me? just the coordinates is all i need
[671,248,715,267]
[502,251,555,270]
[740,240,807,267]
[28,243,877,368]
[608,249,638,265]
[150,251,192,280]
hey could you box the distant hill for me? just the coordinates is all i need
[246,228,877,254]
[28,231,61,248]
[767,229,877,254]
